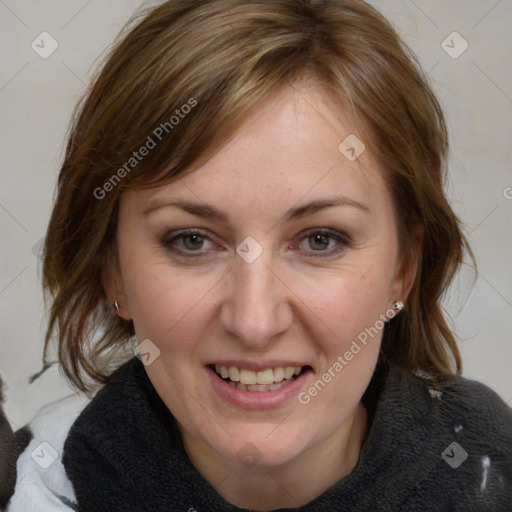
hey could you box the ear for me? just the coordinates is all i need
[389,223,424,306]
[101,250,132,321]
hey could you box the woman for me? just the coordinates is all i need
[6,0,511,510]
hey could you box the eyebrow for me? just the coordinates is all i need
[142,196,370,222]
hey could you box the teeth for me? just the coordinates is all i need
[273,367,284,383]
[239,369,257,385]
[213,364,305,385]
[256,369,274,385]
[227,381,291,392]
[284,367,295,380]
[247,384,269,392]
[228,366,240,382]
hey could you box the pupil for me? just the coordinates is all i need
[310,234,328,250]
[184,235,203,250]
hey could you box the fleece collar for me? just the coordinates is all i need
[62,356,507,511]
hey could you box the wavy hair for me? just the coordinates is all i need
[42,0,473,391]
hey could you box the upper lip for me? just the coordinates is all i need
[207,360,310,372]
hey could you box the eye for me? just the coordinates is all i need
[161,229,217,257]
[161,228,349,259]
[296,229,349,258]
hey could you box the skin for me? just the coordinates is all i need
[106,82,420,510]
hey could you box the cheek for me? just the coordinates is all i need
[299,271,387,418]
[121,257,215,345]
[301,260,394,346]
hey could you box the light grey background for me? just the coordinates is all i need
[1,0,511,431]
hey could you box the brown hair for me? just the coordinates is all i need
[42,0,473,391]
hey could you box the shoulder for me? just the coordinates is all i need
[367,361,512,510]
[402,369,511,509]
[6,392,91,512]
[428,372,512,441]
[395,365,512,459]
[386,360,512,433]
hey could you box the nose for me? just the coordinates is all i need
[219,245,293,350]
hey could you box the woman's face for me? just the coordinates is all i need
[112,82,414,468]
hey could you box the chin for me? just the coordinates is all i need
[211,425,312,468]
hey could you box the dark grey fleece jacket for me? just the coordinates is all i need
[6,357,512,511]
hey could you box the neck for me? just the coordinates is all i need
[180,402,368,510]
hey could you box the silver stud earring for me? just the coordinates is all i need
[113,299,120,313]
[393,300,404,313]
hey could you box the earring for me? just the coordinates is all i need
[113,299,120,313]
[393,300,404,313]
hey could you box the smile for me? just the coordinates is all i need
[212,364,304,392]
[206,363,312,409]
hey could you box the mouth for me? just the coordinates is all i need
[208,363,312,392]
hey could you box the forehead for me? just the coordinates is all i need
[122,82,391,219]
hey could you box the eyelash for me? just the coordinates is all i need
[161,228,350,259]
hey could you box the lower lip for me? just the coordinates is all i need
[206,366,312,410]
